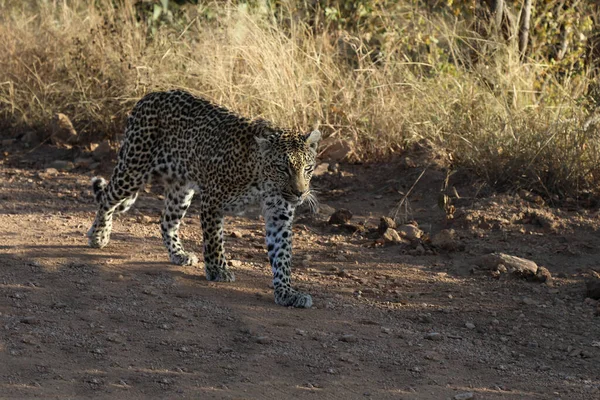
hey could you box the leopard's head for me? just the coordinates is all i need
[256,127,321,206]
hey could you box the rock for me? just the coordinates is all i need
[381,228,403,244]
[50,113,78,146]
[534,266,552,283]
[230,231,243,239]
[74,157,94,169]
[423,351,443,361]
[47,160,74,171]
[476,253,538,279]
[313,163,330,176]
[20,316,39,325]
[465,322,475,330]
[585,277,600,300]
[320,138,354,162]
[340,334,358,343]
[328,208,352,225]
[255,336,272,344]
[318,203,336,217]
[138,215,153,224]
[378,217,397,234]
[21,131,41,147]
[431,229,463,251]
[92,140,114,161]
[397,224,423,241]
[42,168,59,176]
[454,392,474,400]
[424,332,444,341]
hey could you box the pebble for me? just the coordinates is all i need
[381,228,403,244]
[454,392,474,400]
[378,217,397,233]
[423,351,443,361]
[397,224,423,241]
[328,209,352,225]
[230,231,243,239]
[255,336,271,344]
[425,332,443,341]
[340,334,358,343]
[48,160,74,171]
[431,229,462,251]
[465,322,476,330]
[20,316,39,325]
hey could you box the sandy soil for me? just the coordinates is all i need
[1,144,599,399]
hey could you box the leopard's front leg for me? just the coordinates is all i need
[263,196,312,308]
[200,205,235,282]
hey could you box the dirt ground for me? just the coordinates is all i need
[1,143,599,400]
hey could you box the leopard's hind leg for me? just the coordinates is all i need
[87,136,150,248]
[161,184,198,266]
[87,167,146,248]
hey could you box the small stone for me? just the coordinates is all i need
[378,217,397,234]
[320,138,354,162]
[295,329,307,336]
[230,231,243,239]
[21,131,40,147]
[476,253,538,279]
[431,229,462,251]
[329,209,352,225]
[227,260,242,268]
[74,157,94,169]
[521,297,537,306]
[92,140,114,161]
[534,266,552,283]
[423,351,443,361]
[414,244,426,255]
[47,160,74,171]
[465,322,476,330]
[425,332,444,341]
[313,163,330,176]
[585,277,600,300]
[340,334,358,343]
[1,138,16,147]
[318,203,336,217]
[20,316,39,325]
[42,167,59,176]
[50,113,78,146]
[381,228,403,244]
[397,224,423,241]
[172,308,188,319]
[454,392,474,400]
[255,336,271,344]
[138,215,153,224]
[21,334,39,345]
[106,333,123,343]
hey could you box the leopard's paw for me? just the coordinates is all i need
[205,267,235,282]
[274,287,313,308]
[170,252,199,266]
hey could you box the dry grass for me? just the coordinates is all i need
[0,0,598,198]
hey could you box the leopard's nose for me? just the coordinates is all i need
[290,188,305,197]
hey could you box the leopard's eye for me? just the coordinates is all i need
[304,165,314,174]
[275,164,289,174]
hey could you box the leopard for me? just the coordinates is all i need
[87,90,321,308]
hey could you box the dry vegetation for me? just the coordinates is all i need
[1,0,599,198]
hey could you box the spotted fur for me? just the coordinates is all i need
[87,90,321,308]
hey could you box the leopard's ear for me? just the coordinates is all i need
[254,135,273,151]
[305,130,321,153]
